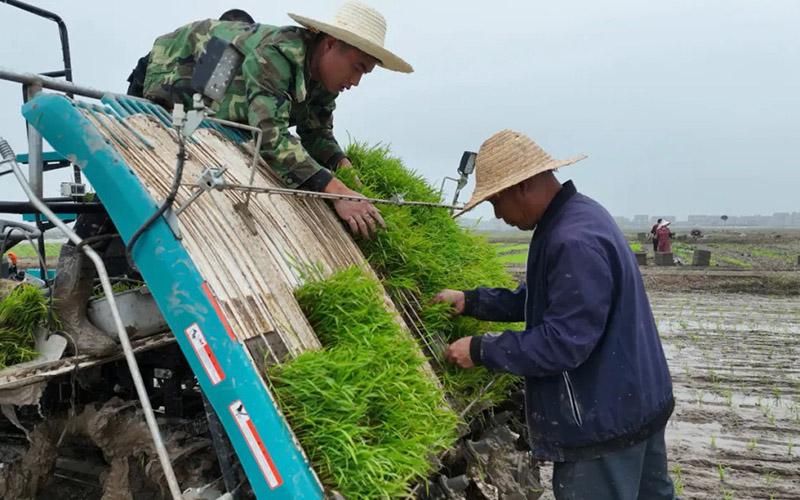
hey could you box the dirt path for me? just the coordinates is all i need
[505,265,800,296]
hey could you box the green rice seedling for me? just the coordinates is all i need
[696,389,705,407]
[92,279,144,299]
[717,463,727,482]
[339,143,523,410]
[722,388,734,408]
[710,434,717,449]
[771,386,782,403]
[271,266,458,499]
[767,410,776,426]
[0,283,49,333]
[671,464,684,496]
[0,283,49,369]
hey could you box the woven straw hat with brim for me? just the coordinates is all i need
[457,130,587,216]
[289,1,413,73]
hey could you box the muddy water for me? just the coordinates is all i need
[537,293,799,499]
[656,293,800,499]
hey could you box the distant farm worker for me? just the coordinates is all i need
[650,217,663,253]
[141,1,413,238]
[6,251,17,276]
[656,221,673,253]
[434,130,676,499]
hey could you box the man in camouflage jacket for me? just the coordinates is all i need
[142,2,412,238]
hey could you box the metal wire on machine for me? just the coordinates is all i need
[0,136,184,500]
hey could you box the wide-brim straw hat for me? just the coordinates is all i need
[456,130,587,216]
[288,1,413,73]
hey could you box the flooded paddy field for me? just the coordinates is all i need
[536,292,800,499]
[656,292,799,499]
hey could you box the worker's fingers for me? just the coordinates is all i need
[444,337,474,368]
[368,205,386,229]
[363,211,377,237]
[345,216,359,235]
[433,289,458,304]
[353,214,370,239]
[431,289,465,314]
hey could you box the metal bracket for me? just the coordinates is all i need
[175,165,260,236]
[162,206,181,240]
[439,151,476,213]
[170,94,208,138]
[176,166,228,216]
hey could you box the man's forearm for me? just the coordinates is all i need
[321,176,352,195]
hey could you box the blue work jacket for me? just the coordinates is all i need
[465,181,674,461]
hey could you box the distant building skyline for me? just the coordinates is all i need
[613,212,800,230]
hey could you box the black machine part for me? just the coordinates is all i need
[458,151,477,176]
[449,151,477,209]
[0,219,41,251]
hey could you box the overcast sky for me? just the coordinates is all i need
[1,0,798,220]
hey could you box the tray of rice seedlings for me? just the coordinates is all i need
[270,266,458,498]
[0,282,49,369]
[337,143,523,412]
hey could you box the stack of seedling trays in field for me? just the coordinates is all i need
[269,144,530,499]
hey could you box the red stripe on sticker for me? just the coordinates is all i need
[203,343,225,381]
[246,418,283,486]
[229,401,283,489]
[185,323,225,385]
[202,282,237,341]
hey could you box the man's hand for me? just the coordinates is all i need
[432,289,466,315]
[337,157,363,188]
[445,337,475,369]
[324,177,385,239]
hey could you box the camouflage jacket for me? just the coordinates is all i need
[143,20,345,191]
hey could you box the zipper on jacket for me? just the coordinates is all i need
[562,372,583,427]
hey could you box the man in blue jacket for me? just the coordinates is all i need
[435,130,676,499]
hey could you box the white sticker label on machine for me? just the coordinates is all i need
[185,323,225,385]
[229,400,283,489]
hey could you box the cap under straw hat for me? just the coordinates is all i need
[457,130,587,215]
[289,1,413,73]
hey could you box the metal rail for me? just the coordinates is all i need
[221,183,464,209]
[0,67,116,100]
[0,139,184,500]
[1,1,73,82]
[179,179,463,215]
